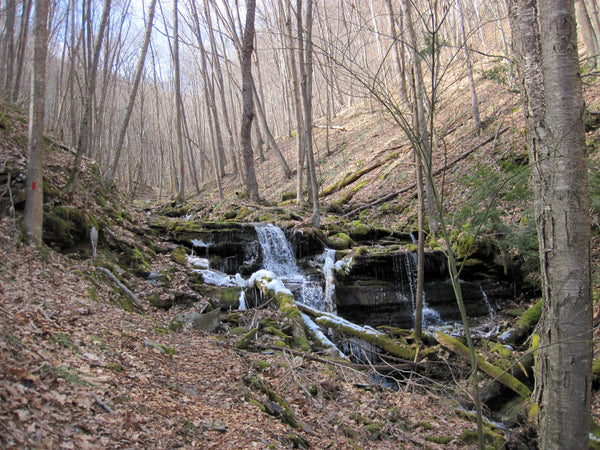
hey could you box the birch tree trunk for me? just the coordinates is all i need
[510,0,592,447]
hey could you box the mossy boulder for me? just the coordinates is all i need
[119,246,151,277]
[172,247,188,265]
[326,232,353,250]
[43,205,90,250]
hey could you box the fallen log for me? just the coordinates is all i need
[321,160,383,197]
[97,266,143,310]
[498,299,542,346]
[435,331,531,399]
[315,314,417,362]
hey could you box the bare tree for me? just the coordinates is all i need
[240,0,259,201]
[456,0,481,131]
[24,0,50,245]
[173,0,186,204]
[67,0,112,192]
[104,0,157,189]
[1,0,16,98]
[297,0,319,226]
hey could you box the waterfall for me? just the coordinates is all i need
[254,223,327,311]
[254,224,300,277]
[322,249,337,313]
[395,252,441,327]
[480,286,494,323]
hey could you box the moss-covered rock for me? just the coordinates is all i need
[326,232,353,250]
[119,246,151,277]
[172,247,188,266]
[43,205,90,250]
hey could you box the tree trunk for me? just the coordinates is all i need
[12,0,32,102]
[401,0,438,236]
[1,0,16,98]
[297,0,320,227]
[67,0,112,192]
[240,0,259,201]
[576,0,599,67]
[510,0,593,447]
[537,0,592,446]
[457,0,482,131]
[173,0,185,204]
[24,0,49,246]
[414,153,425,338]
[104,0,157,189]
[205,0,240,179]
[384,0,409,109]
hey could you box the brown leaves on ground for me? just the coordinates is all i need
[0,216,490,449]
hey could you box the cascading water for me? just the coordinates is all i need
[254,223,331,312]
[395,252,442,327]
[254,224,301,276]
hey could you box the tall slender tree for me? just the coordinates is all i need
[240,0,259,201]
[24,0,50,245]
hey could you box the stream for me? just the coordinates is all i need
[190,223,498,358]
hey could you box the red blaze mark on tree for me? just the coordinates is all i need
[181,165,184,173]
[32,182,36,190]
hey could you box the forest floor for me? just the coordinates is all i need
[2,69,600,448]
[0,223,504,449]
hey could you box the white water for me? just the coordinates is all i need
[254,224,301,277]
[399,252,442,327]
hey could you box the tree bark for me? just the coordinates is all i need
[24,0,49,246]
[457,0,481,131]
[297,0,320,227]
[510,0,592,447]
[173,0,185,204]
[538,0,592,446]
[1,0,16,98]
[576,0,599,67]
[240,0,259,201]
[11,0,31,102]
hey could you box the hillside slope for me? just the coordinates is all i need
[1,68,600,448]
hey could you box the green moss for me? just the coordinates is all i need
[254,361,270,372]
[413,421,432,431]
[350,221,370,239]
[169,317,184,332]
[119,246,151,277]
[263,326,289,340]
[159,344,176,355]
[106,363,123,373]
[459,429,505,448]
[425,436,452,444]
[326,232,353,250]
[146,293,162,308]
[230,326,248,336]
[171,247,188,266]
[436,331,531,398]
[87,287,99,302]
[364,422,383,439]
[236,327,259,349]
